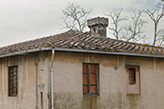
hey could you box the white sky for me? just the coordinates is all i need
[0,0,162,47]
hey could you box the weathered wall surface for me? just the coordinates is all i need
[52,52,164,109]
[1,51,164,109]
[0,55,36,109]
[0,52,51,109]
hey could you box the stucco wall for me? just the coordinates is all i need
[52,52,164,109]
[0,51,164,109]
[0,52,50,109]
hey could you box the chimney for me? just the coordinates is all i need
[87,17,108,37]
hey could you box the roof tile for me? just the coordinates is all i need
[1,29,164,56]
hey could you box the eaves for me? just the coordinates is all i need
[0,47,164,58]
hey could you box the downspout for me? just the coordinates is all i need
[50,49,55,109]
[36,61,38,109]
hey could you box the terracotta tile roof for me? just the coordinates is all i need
[1,29,164,56]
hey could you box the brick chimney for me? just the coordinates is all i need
[87,17,108,37]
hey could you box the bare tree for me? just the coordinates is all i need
[142,36,152,45]
[62,2,92,32]
[122,9,147,42]
[145,0,164,45]
[155,29,164,46]
[105,8,127,40]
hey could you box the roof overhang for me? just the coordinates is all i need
[0,47,164,58]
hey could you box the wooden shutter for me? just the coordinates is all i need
[90,64,97,93]
[83,63,99,94]
[83,64,89,93]
[9,66,18,96]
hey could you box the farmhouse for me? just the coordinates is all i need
[0,17,164,109]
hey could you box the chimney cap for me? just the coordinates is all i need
[87,17,108,27]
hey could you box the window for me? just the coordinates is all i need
[126,65,140,94]
[83,63,99,95]
[129,68,136,85]
[8,66,18,96]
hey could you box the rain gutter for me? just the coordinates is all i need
[0,47,164,58]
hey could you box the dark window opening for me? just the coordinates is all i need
[8,66,18,97]
[129,68,136,85]
[41,92,43,109]
[93,27,96,33]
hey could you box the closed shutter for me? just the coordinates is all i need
[9,66,18,96]
[90,64,97,93]
[83,64,89,93]
[83,63,99,94]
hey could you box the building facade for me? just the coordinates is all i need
[0,17,164,109]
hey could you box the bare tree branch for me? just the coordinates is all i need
[122,9,147,42]
[104,8,127,40]
[61,2,93,31]
[145,0,164,45]
[155,29,164,46]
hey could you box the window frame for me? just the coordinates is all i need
[83,63,99,95]
[8,65,18,97]
[126,65,140,94]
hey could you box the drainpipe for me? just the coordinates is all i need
[50,49,55,109]
[36,61,38,109]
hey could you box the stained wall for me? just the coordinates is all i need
[0,51,164,109]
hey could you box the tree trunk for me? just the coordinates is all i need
[153,23,157,46]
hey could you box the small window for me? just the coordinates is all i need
[8,66,18,97]
[129,68,136,85]
[83,63,99,95]
[126,65,140,94]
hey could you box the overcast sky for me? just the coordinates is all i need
[0,0,162,47]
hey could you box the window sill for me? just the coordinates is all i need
[8,96,18,98]
[83,93,99,96]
